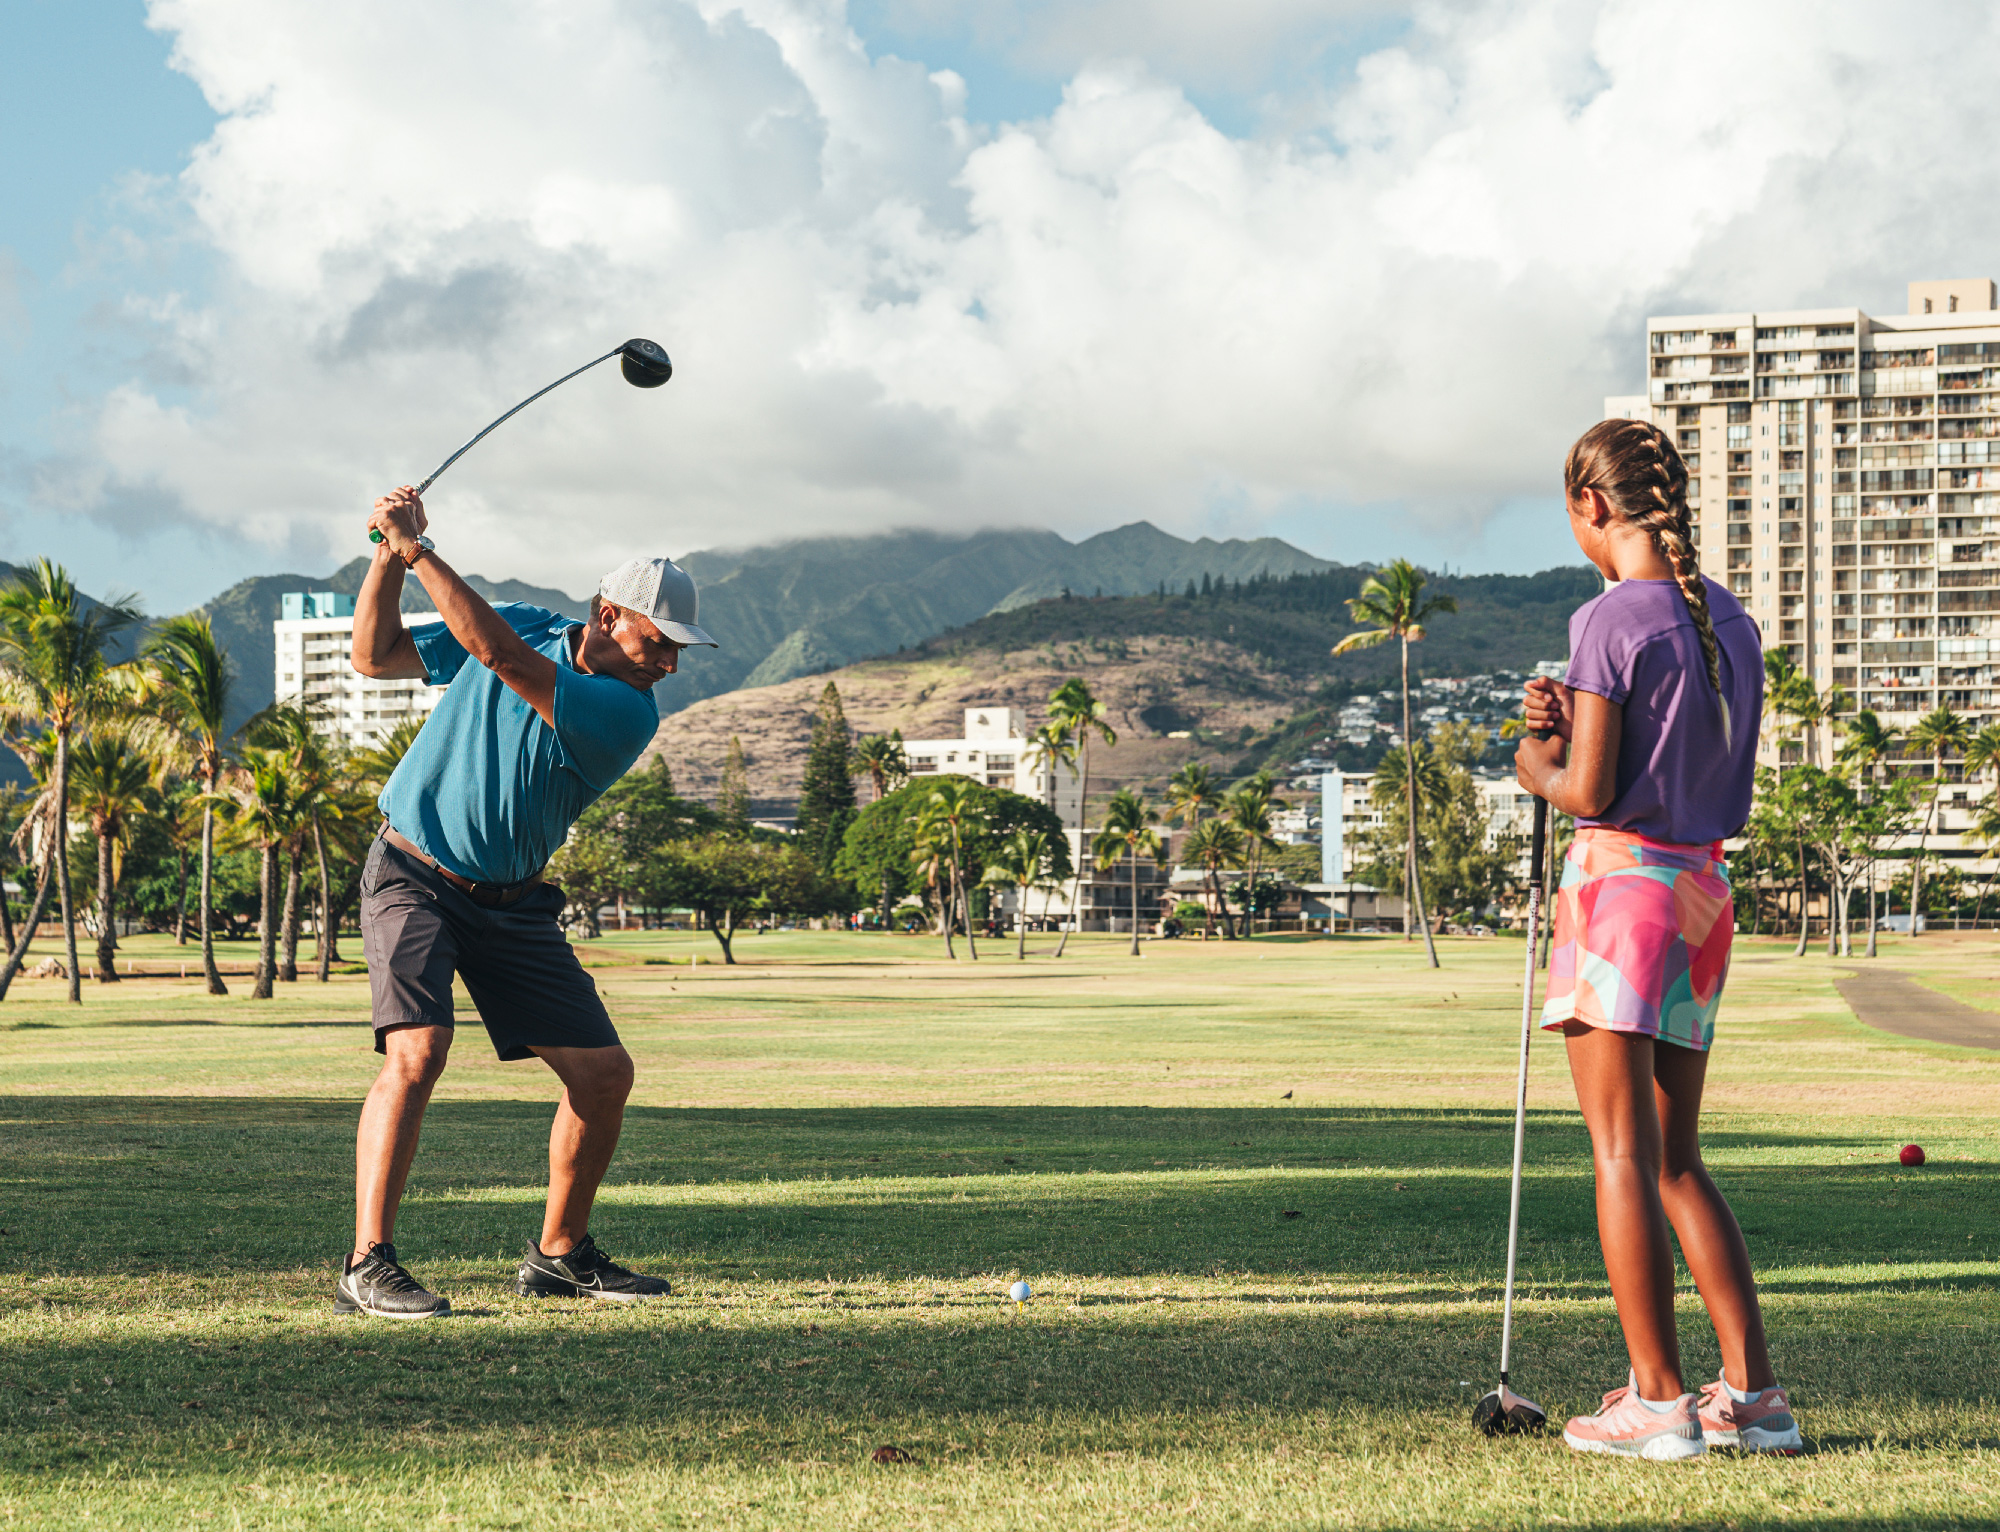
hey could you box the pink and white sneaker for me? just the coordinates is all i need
[1562,1374,1706,1460]
[1697,1372,1802,1453]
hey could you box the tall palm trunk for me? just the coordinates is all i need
[54,728,81,1003]
[1055,739,1089,957]
[280,844,302,982]
[1910,758,1940,935]
[314,821,334,981]
[0,858,14,956]
[174,841,190,944]
[253,842,277,1000]
[1792,832,1811,958]
[1128,848,1142,956]
[0,850,60,1001]
[95,827,120,982]
[1866,859,1878,957]
[953,829,978,961]
[1016,883,1028,959]
[1401,636,1440,967]
[200,784,227,995]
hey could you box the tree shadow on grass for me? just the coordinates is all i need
[2,1099,1994,1292]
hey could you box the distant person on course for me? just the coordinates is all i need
[1515,420,1799,1459]
[336,485,716,1319]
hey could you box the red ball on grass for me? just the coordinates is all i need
[1899,1143,1925,1167]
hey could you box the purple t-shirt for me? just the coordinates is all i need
[1564,576,1764,846]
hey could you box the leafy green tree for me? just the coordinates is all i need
[1093,787,1166,956]
[1046,677,1116,955]
[68,726,156,983]
[796,681,857,875]
[0,561,142,1003]
[139,613,235,996]
[650,833,826,963]
[1905,704,1972,937]
[245,704,345,982]
[1332,558,1455,967]
[1178,818,1243,940]
[836,779,1070,932]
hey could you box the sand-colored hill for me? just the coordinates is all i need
[644,632,1299,818]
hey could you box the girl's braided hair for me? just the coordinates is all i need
[1564,418,1733,749]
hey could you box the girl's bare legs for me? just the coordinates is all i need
[1564,1022,1775,1400]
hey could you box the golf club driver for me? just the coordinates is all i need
[1474,741,1551,1438]
[368,338,672,543]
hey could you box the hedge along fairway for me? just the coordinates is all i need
[0,930,1996,1528]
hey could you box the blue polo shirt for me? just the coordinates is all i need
[377,603,659,884]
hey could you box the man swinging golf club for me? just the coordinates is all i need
[335,485,715,1318]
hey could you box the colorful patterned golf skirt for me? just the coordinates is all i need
[1538,826,1733,1052]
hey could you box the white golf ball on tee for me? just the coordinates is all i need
[1008,1280,1031,1302]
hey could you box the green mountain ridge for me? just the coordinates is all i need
[658,521,1336,712]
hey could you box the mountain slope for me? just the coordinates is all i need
[646,562,1596,818]
[654,521,1335,713]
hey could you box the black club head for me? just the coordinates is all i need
[619,337,673,388]
[1472,1387,1547,1437]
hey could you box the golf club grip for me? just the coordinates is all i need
[1527,728,1552,887]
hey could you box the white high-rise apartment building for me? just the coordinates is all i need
[273,591,446,749]
[1607,276,2000,768]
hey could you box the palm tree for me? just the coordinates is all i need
[1046,680,1116,956]
[227,745,305,1000]
[1905,704,1973,936]
[247,704,345,982]
[1093,787,1166,957]
[140,614,235,996]
[1333,559,1454,968]
[1837,709,1899,955]
[0,741,62,999]
[1165,762,1223,830]
[914,777,984,960]
[1223,776,1279,938]
[0,560,142,1003]
[848,730,908,803]
[1965,797,2000,929]
[984,827,1060,959]
[1179,818,1244,940]
[68,727,156,984]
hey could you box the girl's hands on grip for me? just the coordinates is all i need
[1523,676,1575,742]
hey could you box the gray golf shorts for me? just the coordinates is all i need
[359,829,620,1060]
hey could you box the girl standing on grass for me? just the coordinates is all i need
[1515,418,1801,1461]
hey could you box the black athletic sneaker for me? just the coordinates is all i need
[516,1234,671,1302]
[333,1241,451,1319]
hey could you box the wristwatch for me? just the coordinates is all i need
[400,536,436,569]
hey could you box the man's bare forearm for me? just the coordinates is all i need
[352,548,424,679]
[408,552,557,722]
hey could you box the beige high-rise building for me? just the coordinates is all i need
[1606,277,2000,777]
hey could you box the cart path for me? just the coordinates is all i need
[1834,967,2000,1052]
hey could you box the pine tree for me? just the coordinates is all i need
[719,736,751,837]
[795,680,856,872]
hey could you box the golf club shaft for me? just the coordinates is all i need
[1498,777,1550,1383]
[369,346,623,541]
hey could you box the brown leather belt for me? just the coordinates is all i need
[381,823,545,908]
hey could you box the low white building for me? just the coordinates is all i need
[273,591,446,749]
[899,707,1082,824]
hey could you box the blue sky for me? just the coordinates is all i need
[0,2,1986,609]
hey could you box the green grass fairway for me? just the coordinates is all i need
[1,930,1996,1528]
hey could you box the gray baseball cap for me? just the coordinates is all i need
[598,557,717,647]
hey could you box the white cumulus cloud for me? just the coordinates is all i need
[65,0,2000,587]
